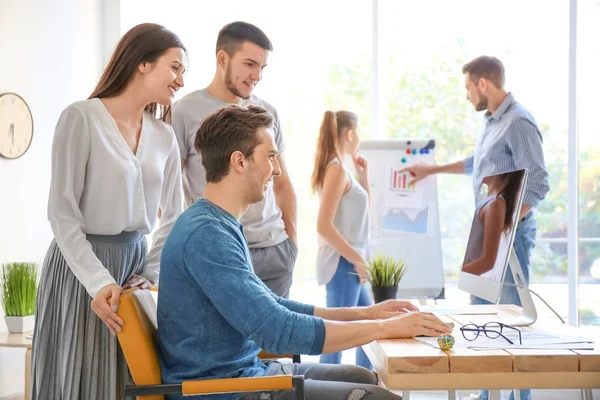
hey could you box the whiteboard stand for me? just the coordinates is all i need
[357,139,445,301]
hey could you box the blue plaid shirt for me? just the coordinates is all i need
[463,92,550,207]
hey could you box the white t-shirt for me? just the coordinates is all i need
[171,89,287,248]
[48,98,184,298]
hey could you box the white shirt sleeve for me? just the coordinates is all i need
[142,129,184,284]
[47,105,117,298]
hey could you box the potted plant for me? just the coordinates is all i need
[1,262,38,333]
[366,252,407,303]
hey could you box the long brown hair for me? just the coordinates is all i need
[89,23,186,122]
[310,110,358,192]
[496,169,526,234]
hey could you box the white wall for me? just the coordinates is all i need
[0,0,110,396]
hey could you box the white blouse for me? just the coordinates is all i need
[47,98,183,298]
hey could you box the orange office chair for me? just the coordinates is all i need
[116,288,304,399]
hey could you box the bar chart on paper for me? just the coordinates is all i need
[382,207,429,234]
[391,170,416,191]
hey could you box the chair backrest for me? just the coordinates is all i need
[116,288,164,400]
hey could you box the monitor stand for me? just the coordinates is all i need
[500,248,537,327]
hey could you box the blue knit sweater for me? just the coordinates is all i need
[157,198,326,400]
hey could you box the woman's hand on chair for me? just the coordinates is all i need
[122,274,153,290]
[91,283,124,336]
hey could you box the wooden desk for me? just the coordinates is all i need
[0,331,32,400]
[364,306,600,398]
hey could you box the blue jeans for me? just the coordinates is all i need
[320,256,374,369]
[472,212,537,400]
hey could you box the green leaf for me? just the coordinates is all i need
[365,252,407,287]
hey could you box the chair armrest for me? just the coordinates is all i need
[258,350,293,360]
[258,350,301,363]
[125,376,305,399]
[182,375,292,395]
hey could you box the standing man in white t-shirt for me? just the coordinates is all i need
[171,21,298,298]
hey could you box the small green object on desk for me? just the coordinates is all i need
[437,334,455,350]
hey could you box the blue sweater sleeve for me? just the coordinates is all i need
[259,279,314,315]
[184,223,325,355]
[266,289,315,315]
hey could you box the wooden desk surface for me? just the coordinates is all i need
[364,305,600,390]
[0,331,32,349]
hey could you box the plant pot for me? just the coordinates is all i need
[372,285,398,303]
[4,315,35,333]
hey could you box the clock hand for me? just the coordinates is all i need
[9,123,14,145]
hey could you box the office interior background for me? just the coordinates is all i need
[0,0,598,397]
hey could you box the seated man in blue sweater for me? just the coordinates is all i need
[157,104,452,400]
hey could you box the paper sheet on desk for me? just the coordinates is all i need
[468,343,595,350]
[415,329,595,350]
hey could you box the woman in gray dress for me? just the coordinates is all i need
[31,23,187,399]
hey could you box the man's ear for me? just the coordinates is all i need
[217,49,228,70]
[230,151,246,173]
[478,77,488,92]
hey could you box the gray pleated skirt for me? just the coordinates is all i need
[31,231,147,400]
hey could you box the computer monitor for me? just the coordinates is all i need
[458,168,537,326]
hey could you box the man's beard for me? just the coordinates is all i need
[244,164,267,205]
[245,183,266,205]
[225,65,251,100]
[475,93,488,112]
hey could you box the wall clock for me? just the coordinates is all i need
[0,93,34,159]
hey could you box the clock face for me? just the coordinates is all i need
[0,93,34,159]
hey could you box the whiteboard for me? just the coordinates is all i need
[347,138,444,298]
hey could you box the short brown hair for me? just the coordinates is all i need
[195,105,274,183]
[216,21,273,56]
[462,56,505,88]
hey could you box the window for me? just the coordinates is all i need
[577,0,600,331]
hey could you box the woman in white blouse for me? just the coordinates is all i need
[31,23,186,400]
